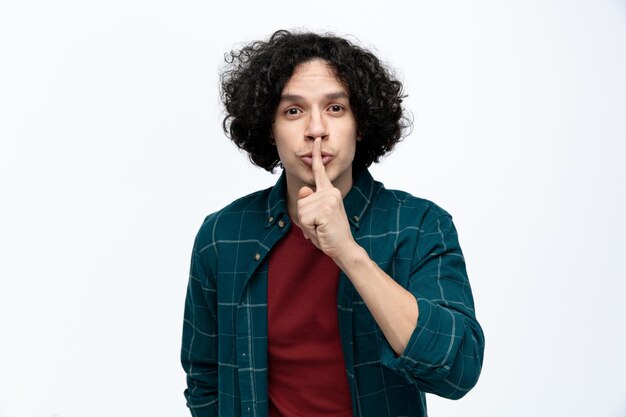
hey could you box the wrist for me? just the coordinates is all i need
[333,241,370,273]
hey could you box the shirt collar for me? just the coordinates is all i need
[265,169,376,230]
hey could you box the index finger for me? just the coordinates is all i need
[312,137,332,190]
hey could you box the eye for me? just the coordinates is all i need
[329,105,344,113]
[285,107,302,116]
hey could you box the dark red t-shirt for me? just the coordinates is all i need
[267,224,353,417]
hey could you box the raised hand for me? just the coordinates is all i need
[296,138,357,260]
[297,138,420,355]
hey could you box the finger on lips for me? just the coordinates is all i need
[297,138,332,246]
[312,137,332,190]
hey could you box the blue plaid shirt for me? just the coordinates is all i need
[181,169,484,417]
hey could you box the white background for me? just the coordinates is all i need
[1,0,625,416]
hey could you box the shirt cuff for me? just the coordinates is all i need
[380,296,465,382]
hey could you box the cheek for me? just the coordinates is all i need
[273,122,301,144]
[274,136,299,164]
[337,119,359,140]
[274,143,290,161]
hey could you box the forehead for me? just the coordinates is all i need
[282,59,347,95]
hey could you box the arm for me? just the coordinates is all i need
[297,139,484,399]
[333,216,483,399]
[181,235,219,416]
[333,244,418,355]
[296,138,418,354]
[328,214,483,399]
[377,214,484,399]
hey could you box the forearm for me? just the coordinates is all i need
[335,243,418,355]
[334,239,483,398]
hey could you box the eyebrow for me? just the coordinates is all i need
[279,92,350,102]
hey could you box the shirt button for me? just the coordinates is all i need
[242,352,246,357]
[247,407,251,413]
[268,216,273,223]
[254,253,260,261]
[352,215,359,222]
[278,219,286,228]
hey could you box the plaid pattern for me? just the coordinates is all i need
[181,170,484,417]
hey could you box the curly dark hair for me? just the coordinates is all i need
[220,29,412,173]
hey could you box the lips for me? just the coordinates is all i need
[300,154,333,167]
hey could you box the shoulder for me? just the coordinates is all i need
[370,181,452,228]
[367,182,463,263]
[193,186,273,252]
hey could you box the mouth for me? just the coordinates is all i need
[300,153,333,167]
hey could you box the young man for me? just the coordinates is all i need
[181,30,484,417]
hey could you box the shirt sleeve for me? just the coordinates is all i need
[181,231,219,416]
[381,214,485,400]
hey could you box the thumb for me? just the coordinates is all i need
[298,186,314,200]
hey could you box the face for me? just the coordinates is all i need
[272,59,359,199]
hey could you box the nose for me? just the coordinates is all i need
[304,111,328,141]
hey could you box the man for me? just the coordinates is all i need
[182,30,484,417]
